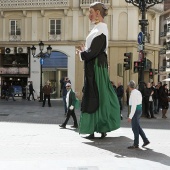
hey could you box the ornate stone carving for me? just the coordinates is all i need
[0,0,69,9]
[1,11,4,18]
[23,10,27,17]
[41,10,45,17]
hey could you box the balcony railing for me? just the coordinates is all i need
[0,0,69,9]
[9,35,21,41]
[48,34,61,41]
[80,0,110,7]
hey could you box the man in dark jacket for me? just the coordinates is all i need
[143,82,156,119]
[117,82,124,120]
[42,81,52,107]
[59,83,78,128]
[157,81,163,112]
[151,82,158,114]
[60,77,71,115]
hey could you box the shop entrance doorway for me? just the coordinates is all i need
[42,51,68,99]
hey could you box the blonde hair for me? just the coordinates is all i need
[90,2,108,18]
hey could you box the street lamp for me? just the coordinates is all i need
[30,41,52,102]
[125,0,164,92]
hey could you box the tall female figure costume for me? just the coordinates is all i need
[78,3,120,138]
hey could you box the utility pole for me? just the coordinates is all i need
[125,0,164,92]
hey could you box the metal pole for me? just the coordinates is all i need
[39,57,43,102]
[140,12,146,80]
[138,1,147,93]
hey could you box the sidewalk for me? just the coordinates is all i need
[0,99,170,170]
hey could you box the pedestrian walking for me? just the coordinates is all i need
[127,80,150,149]
[160,84,169,119]
[60,77,71,115]
[157,81,163,112]
[42,81,52,107]
[76,2,120,139]
[117,82,124,120]
[151,82,159,114]
[126,85,130,106]
[6,83,16,101]
[59,83,78,128]
[28,81,35,101]
[1,82,8,99]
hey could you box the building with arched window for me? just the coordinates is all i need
[0,0,164,99]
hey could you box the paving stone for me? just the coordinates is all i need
[0,99,170,170]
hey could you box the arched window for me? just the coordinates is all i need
[42,51,67,69]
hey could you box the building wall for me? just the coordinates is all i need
[0,0,163,99]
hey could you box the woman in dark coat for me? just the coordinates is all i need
[160,84,169,119]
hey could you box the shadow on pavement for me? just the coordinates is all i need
[84,136,170,167]
[0,99,81,125]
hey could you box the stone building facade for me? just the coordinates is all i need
[0,0,163,99]
[159,0,170,82]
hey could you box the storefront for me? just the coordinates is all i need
[0,47,30,98]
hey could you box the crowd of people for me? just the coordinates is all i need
[141,81,169,119]
[1,80,53,106]
[110,81,169,120]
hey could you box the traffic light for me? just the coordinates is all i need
[124,52,132,70]
[138,51,144,61]
[149,69,153,79]
[134,61,141,73]
[141,57,146,68]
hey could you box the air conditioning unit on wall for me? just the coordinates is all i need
[5,47,15,54]
[17,47,27,53]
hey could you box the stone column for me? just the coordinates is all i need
[32,11,37,41]
[154,14,160,45]
[72,9,79,41]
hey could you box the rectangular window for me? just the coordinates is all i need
[10,20,21,35]
[50,19,61,35]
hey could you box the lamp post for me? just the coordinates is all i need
[31,41,52,102]
[125,0,164,91]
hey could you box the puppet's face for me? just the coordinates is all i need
[89,8,98,23]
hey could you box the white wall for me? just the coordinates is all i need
[29,45,76,95]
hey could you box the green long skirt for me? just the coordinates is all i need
[79,61,121,134]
